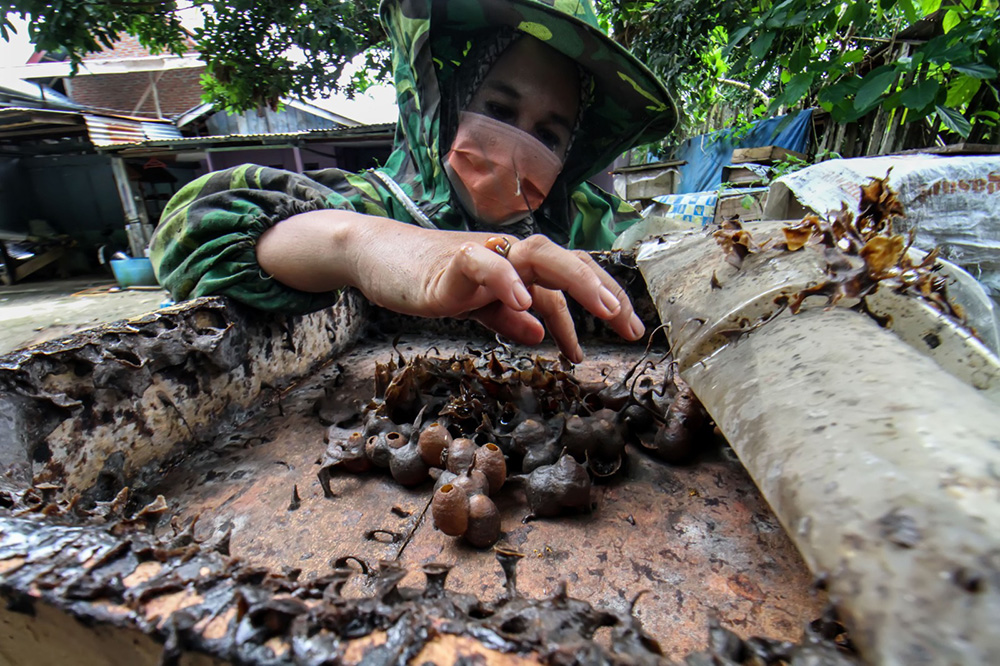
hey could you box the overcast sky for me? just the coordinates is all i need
[0,12,398,124]
[0,15,33,68]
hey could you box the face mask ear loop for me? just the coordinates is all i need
[513,163,537,231]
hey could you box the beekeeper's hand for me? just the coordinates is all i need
[257,211,645,362]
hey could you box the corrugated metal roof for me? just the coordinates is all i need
[141,121,184,141]
[0,106,388,151]
[174,100,366,128]
[84,114,182,146]
[106,123,395,151]
[0,107,181,146]
[174,102,214,127]
[0,106,79,120]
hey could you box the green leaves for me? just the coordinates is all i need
[770,72,814,111]
[897,0,920,22]
[854,68,898,112]
[935,105,972,137]
[702,0,997,145]
[749,31,775,59]
[2,0,386,112]
[838,49,865,65]
[974,110,1000,129]
[946,75,983,107]
[921,34,971,64]
[727,24,754,51]
[952,62,999,78]
[6,0,996,140]
[943,8,962,33]
[900,79,940,111]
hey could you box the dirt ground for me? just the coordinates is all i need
[0,276,169,355]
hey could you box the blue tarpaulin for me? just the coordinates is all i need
[672,110,813,194]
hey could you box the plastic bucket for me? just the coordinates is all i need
[109,257,159,288]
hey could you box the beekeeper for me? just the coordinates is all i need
[150,0,676,362]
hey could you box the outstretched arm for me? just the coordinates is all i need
[256,210,645,363]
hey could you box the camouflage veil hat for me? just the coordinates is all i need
[382,0,678,186]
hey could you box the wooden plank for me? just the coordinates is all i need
[713,191,766,223]
[830,122,847,156]
[842,123,859,157]
[865,106,890,156]
[8,246,66,284]
[611,159,686,174]
[623,168,678,199]
[721,165,767,187]
[880,46,915,156]
[731,146,806,164]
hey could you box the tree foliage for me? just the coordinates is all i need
[2,0,997,144]
[731,0,998,141]
[596,0,1000,144]
[0,0,388,112]
[595,0,752,135]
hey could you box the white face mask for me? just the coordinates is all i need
[444,112,563,226]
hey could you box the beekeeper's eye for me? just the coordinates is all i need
[537,128,561,151]
[485,101,515,124]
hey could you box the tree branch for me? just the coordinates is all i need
[718,77,770,103]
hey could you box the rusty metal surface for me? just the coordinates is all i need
[0,259,829,664]
[638,228,1000,664]
[150,336,823,662]
[0,598,225,666]
[0,515,666,665]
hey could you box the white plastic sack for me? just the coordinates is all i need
[764,155,1000,300]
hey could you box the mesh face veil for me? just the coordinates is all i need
[442,30,593,233]
[444,112,563,226]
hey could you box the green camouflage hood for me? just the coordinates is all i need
[149,0,680,317]
[377,0,677,247]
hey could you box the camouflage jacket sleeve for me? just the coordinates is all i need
[150,164,383,314]
[566,182,641,251]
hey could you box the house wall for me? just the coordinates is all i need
[19,154,126,249]
[205,107,341,136]
[323,144,393,173]
[79,33,193,61]
[1,139,390,274]
[205,147,303,173]
[64,68,206,118]
[131,161,202,226]
[0,155,132,271]
[201,143,391,176]
[0,158,33,235]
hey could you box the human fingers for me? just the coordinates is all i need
[527,286,583,363]
[427,241,532,316]
[468,301,545,346]
[574,251,646,342]
[505,236,625,324]
[430,240,533,316]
